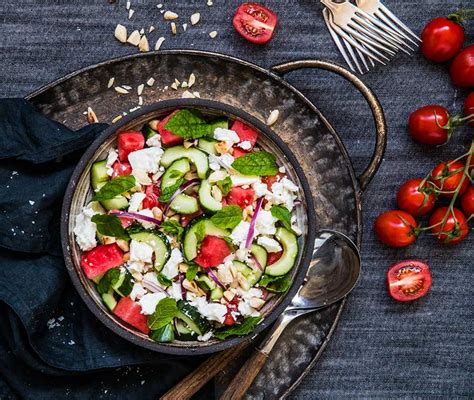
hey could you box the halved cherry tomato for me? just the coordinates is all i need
[430,160,468,197]
[460,185,474,217]
[429,207,469,244]
[262,172,285,191]
[232,3,277,45]
[374,210,418,248]
[226,187,255,209]
[142,184,162,210]
[450,45,474,88]
[408,105,451,145]
[118,132,145,161]
[267,250,283,265]
[387,260,432,302]
[421,17,464,63]
[111,160,132,177]
[396,178,436,216]
[464,92,474,127]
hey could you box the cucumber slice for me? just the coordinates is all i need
[142,125,157,140]
[130,231,171,272]
[265,228,299,276]
[198,179,223,212]
[101,196,129,211]
[250,244,268,269]
[102,289,117,311]
[195,274,216,291]
[198,138,218,155]
[150,323,175,342]
[91,160,109,191]
[161,146,209,179]
[112,269,134,297]
[175,320,199,341]
[183,219,228,261]
[170,194,199,214]
[176,300,210,336]
[161,158,191,191]
[210,287,224,301]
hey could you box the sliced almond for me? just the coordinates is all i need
[137,83,145,96]
[223,290,235,302]
[192,91,201,98]
[147,77,155,86]
[181,90,195,99]
[116,239,130,252]
[122,85,132,90]
[86,107,98,123]
[149,119,159,130]
[149,25,155,33]
[112,115,123,123]
[267,109,280,126]
[170,22,177,35]
[182,23,188,32]
[107,77,115,88]
[211,185,223,202]
[190,13,200,25]
[128,9,134,19]
[174,78,181,86]
[139,35,149,52]
[138,96,143,106]
[127,30,141,46]
[154,37,165,51]
[178,263,188,273]
[208,170,227,183]
[170,82,178,90]
[152,207,163,221]
[114,86,129,94]
[183,140,195,150]
[114,24,127,43]
[123,252,130,262]
[209,31,217,38]
[102,236,116,245]
[249,297,265,309]
[126,1,131,10]
[181,81,188,88]
[164,10,178,20]
[139,28,145,35]
[188,73,196,88]
[237,272,250,291]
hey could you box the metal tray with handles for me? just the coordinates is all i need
[26,50,386,398]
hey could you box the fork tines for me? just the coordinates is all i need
[322,0,421,74]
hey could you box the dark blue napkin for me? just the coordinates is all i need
[0,99,212,399]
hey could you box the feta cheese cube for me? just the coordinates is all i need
[136,209,157,229]
[238,140,252,150]
[252,181,269,198]
[190,296,227,323]
[130,240,154,263]
[73,203,99,251]
[130,282,146,300]
[128,192,147,212]
[255,210,277,235]
[197,331,214,342]
[106,149,118,176]
[213,128,240,144]
[237,300,260,317]
[231,175,260,186]
[128,147,164,174]
[230,221,253,248]
[146,134,162,147]
[139,292,167,315]
[162,248,183,280]
[257,236,282,253]
[168,282,183,300]
[127,261,146,274]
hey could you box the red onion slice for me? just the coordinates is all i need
[245,197,263,249]
[206,268,226,290]
[163,179,200,216]
[111,210,161,226]
[142,279,169,296]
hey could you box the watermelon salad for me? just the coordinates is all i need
[73,109,303,342]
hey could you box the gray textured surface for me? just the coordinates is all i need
[0,0,472,398]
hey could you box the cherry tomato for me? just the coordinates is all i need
[232,3,277,45]
[408,105,451,145]
[464,92,474,127]
[396,178,436,216]
[374,210,418,248]
[450,45,474,88]
[430,160,468,197]
[387,260,432,302]
[421,17,464,63]
[461,185,474,217]
[429,207,469,244]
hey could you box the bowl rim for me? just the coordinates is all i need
[61,98,316,355]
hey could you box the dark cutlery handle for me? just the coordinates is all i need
[160,341,250,400]
[218,349,268,400]
[270,59,387,194]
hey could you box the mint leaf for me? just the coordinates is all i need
[92,175,136,201]
[158,178,183,203]
[259,274,292,293]
[126,222,146,235]
[210,205,242,230]
[97,268,121,295]
[185,263,199,281]
[217,176,232,196]
[150,323,175,342]
[231,151,278,176]
[164,109,218,140]
[92,214,129,240]
[214,316,262,340]
[195,220,206,245]
[157,273,172,287]
[147,298,178,330]
[161,219,184,241]
[270,205,293,232]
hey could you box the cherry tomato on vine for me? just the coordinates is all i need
[232,3,278,45]
[464,92,474,127]
[396,179,436,216]
[429,207,469,244]
[461,185,474,217]
[421,17,464,63]
[374,210,418,248]
[408,105,451,145]
[387,260,432,302]
[430,160,469,197]
[450,45,474,88]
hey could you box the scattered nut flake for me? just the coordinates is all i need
[181,90,195,98]
[193,91,201,98]
[160,10,165,14]
[138,96,143,106]
[129,106,141,112]
[122,85,132,90]
[137,84,145,96]
[107,77,115,88]
[87,106,99,123]
[127,30,141,46]
[267,109,280,126]
[209,31,218,38]
[139,28,145,35]
[126,0,131,10]
[190,13,200,25]
[147,77,155,86]
[170,82,178,90]
[149,25,155,33]
[139,35,150,52]
[155,37,165,50]
[182,23,188,32]
[115,86,129,94]
[171,22,177,35]
[29,200,35,205]
[128,9,135,19]
[114,24,127,43]
[174,79,181,86]
[207,0,213,6]
[112,115,123,123]
[188,73,196,87]
[164,11,178,20]
[181,81,188,88]
[164,85,169,90]
[157,4,163,8]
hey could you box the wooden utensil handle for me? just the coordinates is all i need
[160,341,249,400]
[218,348,268,400]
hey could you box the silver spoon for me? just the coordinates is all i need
[219,230,361,400]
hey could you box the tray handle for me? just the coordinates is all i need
[270,59,387,193]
